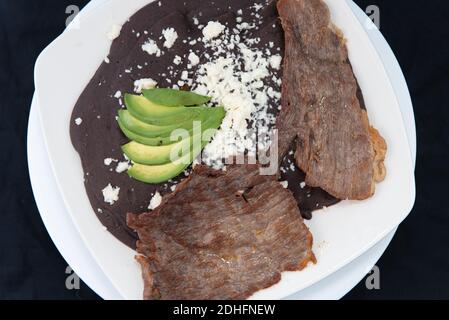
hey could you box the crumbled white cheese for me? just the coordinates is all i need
[75,118,82,126]
[162,27,178,48]
[115,161,130,173]
[170,185,177,192]
[134,78,158,93]
[202,21,225,41]
[193,17,199,25]
[104,158,117,166]
[188,52,200,66]
[237,9,243,15]
[253,3,263,11]
[102,184,120,205]
[237,22,254,30]
[173,55,182,65]
[267,87,281,100]
[104,57,110,64]
[107,24,122,40]
[269,55,282,70]
[280,181,289,189]
[142,39,162,57]
[148,191,162,210]
[193,35,278,167]
[181,70,189,81]
[114,90,122,99]
[300,182,306,189]
[177,14,282,169]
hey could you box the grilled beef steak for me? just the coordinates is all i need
[127,165,315,300]
[276,0,387,200]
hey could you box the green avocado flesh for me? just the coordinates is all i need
[125,94,206,125]
[118,107,223,138]
[117,89,224,184]
[118,110,181,138]
[117,117,178,146]
[142,88,211,107]
[119,106,225,146]
[127,138,210,183]
[127,156,194,184]
[122,133,209,166]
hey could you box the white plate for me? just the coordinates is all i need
[29,0,416,301]
[34,0,416,299]
[29,0,415,300]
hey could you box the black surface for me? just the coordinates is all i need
[0,0,447,300]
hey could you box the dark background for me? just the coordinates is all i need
[0,0,447,299]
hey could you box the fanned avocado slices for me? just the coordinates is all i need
[117,88,225,184]
[143,88,211,107]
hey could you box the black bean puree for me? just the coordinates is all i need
[70,0,338,248]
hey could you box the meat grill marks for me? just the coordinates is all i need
[127,164,315,300]
[276,0,386,200]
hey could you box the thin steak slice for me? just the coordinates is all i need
[276,0,386,200]
[127,165,315,300]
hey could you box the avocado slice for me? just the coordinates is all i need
[118,108,219,138]
[122,140,185,165]
[118,110,180,138]
[122,134,208,166]
[142,88,211,107]
[118,106,225,146]
[117,117,179,146]
[127,137,210,184]
[127,157,193,184]
[125,94,205,125]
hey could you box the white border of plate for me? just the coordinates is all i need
[33,0,416,299]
